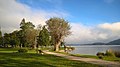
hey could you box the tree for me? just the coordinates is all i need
[37,26,50,47]
[20,18,35,30]
[9,30,20,47]
[19,18,36,48]
[25,29,37,48]
[0,27,2,37]
[17,30,25,48]
[46,17,71,51]
[0,27,3,46]
[3,33,11,47]
[3,31,20,48]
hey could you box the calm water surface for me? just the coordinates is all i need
[70,45,120,55]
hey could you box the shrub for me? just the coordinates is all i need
[69,47,75,50]
[114,50,120,57]
[18,49,28,53]
[98,55,104,59]
[96,52,105,59]
[105,49,115,57]
[67,47,75,51]
[96,52,105,56]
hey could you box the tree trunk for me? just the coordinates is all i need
[54,41,61,51]
[33,44,36,49]
[33,37,37,49]
[20,44,22,48]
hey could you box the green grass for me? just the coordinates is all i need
[103,56,120,62]
[71,54,120,63]
[71,54,98,59]
[0,48,103,67]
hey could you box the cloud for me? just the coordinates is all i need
[65,23,97,44]
[0,0,69,34]
[1,0,120,44]
[65,22,120,44]
[98,22,120,32]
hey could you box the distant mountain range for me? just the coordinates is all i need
[92,39,120,45]
[67,38,120,46]
[106,39,120,45]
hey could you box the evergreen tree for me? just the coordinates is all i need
[37,26,50,47]
[19,18,36,48]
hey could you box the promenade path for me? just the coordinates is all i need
[44,51,120,67]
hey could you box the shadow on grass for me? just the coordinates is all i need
[0,58,54,67]
[0,53,56,67]
[0,52,103,67]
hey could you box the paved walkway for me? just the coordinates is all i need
[44,51,120,67]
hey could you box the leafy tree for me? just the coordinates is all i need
[46,17,71,51]
[3,31,20,48]
[19,18,36,48]
[20,18,35,30]
[3,33,11,47]
[17,30,25,48]
[0,37,3,46]
[0,27,2,37]
[37,26,50,47]
[25,29,37,48]
[0,28,3,46]
[9,30,20,47]
[9,40,16,47]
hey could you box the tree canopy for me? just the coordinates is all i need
[37,26,50,47]
[46,17,71,51]
[19,18,36,48]
[1,17,71,51]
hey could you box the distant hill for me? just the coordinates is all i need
[106,39,120,45]
[66,38,120,46]
[92,42,105,45]
[87,39,120,45]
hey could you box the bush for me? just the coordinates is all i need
[96,52,105,56]
[18,49,28,53]
[67,47,75,51]
[96,52,105,59]
[105,49,115,57]
[114,50,120,57]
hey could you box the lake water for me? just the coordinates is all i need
[70,45,120,55]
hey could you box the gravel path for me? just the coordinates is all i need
[44,51,120,67]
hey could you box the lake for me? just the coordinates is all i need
[70,45,120,55]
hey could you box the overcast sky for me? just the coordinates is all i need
[0,0,120,44]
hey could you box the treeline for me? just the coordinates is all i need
[0,17,71,51]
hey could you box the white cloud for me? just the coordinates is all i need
[0,0,69,34]
[1,0,120,44]
[65,23,98,44]
[98,22,120,32]
[65,22,120,44]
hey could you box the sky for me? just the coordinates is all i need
[0,0,120,44]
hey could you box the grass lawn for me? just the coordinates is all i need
[70,54,120,63]
[0,48,103,67]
